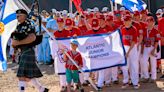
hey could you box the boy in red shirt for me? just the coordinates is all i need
[64,18,81,37]
[140,16,160,82]
[120,15,139,89]
[63,40,84,92]
[54,17,69,38]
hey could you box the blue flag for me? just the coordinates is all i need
[112,0,147,12]
[0,0,19,71]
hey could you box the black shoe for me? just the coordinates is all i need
[44,88,49,92]
[160,75,164,79]
[113,80,119,84]
[97,86,102,91]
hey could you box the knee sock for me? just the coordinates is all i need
[18,81,26,92]
[30,78,45,92]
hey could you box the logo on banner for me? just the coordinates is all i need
[57,45,69,63]
[0,22,4,35]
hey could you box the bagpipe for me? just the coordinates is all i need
[11,0,43,48]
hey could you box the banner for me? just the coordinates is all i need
[52,30,126,75]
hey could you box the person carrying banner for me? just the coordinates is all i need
[140,16,160,83]
[11,9,49,92]
[121,15,139,89]
[62,40,84,92]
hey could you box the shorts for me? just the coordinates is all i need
[161,46,164,59]
[66,69,79,84]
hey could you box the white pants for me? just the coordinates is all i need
[59,75,67,87]
[97,70,105,87]
[104,67,118,84]
[121,45,139,85]
[140,46,157,80]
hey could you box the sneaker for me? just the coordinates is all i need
[82,80,89,86]
[133,85,140,89]
[160,75,164,79]
[141,78,149,83]
[79,87,84,92]
[121,83,129,89]
[97,86,103,91]
[149,79,156,83]
[44,88,49,92]
[113,80,119,84]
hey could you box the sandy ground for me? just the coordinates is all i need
[0,61,164,92]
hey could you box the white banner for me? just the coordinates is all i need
[52,30,126,74]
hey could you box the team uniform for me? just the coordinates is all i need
[121,25,139,87]
[141,27,160,80]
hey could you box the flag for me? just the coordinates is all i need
[0,0,29,71]
[112,0,147,12]
[72,0,84,14]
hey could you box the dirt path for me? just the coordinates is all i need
[0,62,164,92]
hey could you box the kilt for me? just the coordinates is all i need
[161,46,164,59]
[17,47,43,78]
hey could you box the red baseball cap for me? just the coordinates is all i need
[133,11,140,17]
[123,15,132,21]
[57,18,64,23]
[91,19,99,27]
[97,14,105,20]
[106,15,113,21]
[125,10,131,15]
[146,16,154,22]
[65,18,73,26]
[140,10,147,14]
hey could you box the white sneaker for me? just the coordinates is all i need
[121,83,129,89]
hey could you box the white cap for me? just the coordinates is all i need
[51,9,56,14]
[62,10,68,16]
[156,9,163,14]
[120,7,126,11]
[87,8,92,13]
[102,7,108,12]
[68,13,75,18]
[94,7,99,12]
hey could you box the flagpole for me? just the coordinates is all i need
[69,0,73,13]
[148,0,151,12]
[114,3,118,10]
[110,0,114,12]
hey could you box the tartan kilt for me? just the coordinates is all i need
[17,48,43,78]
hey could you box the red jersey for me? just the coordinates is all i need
[105,25,113,33]
[132,22,143,37]
[65,51,83,70]
[114,20,123,28]
[54,30,69,38]
[143,27,160,47]
[121,26,137,46]
[158,18,164,46]
[79,25,88,36]
[67,27,81,37]
[140,21,147,30]
[84,27,107,36]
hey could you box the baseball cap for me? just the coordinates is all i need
[65,18,73,26]
[133,11,140,17]
[146,16,154,22]
[16,9,28,15]
[57,18,64,23]
[71,40,79,46]
[123,15,132,21]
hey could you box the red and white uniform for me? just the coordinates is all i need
[65,50,83,70]
[141,27,160,80]
[121,25,139,86]
[54,29,69,38]
[67,27,81,37]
